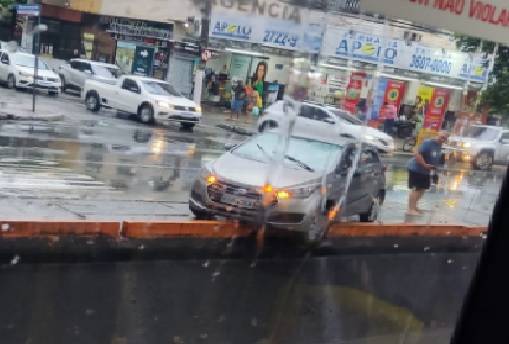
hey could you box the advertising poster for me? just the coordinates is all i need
[370,77,388,120]
[115,41,136,75]
[344,72,365,113]
[424,88,450,131]
[384,79,405,109]
[133,46,154,76]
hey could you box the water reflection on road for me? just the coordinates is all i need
[0,117,503,224]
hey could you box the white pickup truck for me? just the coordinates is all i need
[83,75,202,129]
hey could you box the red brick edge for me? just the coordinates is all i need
[0,220,486,239]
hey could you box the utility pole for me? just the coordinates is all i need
[193,0,211,106]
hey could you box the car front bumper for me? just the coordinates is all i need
[156,109,201,125]
[17,78,61,92]
[443,145,478,162]
[189,179,322,232]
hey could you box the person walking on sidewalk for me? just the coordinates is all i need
[231,80,246,121]
[406,132,449,216]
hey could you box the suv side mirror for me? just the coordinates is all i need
[335,157,353,175]
[1,57,9,65]
[324,118,336,125]
[224,142,238,150]
[129,86,140,94]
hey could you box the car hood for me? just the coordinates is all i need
[16,66,59,78]
[209,152,323,188]
[449,136,495,144]
[152,95,197,108]
[345,124,391,141]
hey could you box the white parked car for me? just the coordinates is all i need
[258,101,395,153]
[0,50,61,95]
[83,75,202,129]
[446,125,509,170]
[59,59,120,92]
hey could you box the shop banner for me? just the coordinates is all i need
[424,88,450,131]
[322,26,400,66]
[344,72,365,113]
[210,3,322,53]
[417,85,434,102]
[210,13,258,42]
[378,81,403,121]
[370,77,388,120]
[361,0,509,46]
[322,26,492,83]
[384,79,405,110]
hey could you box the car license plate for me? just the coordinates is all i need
[221,194,257,208]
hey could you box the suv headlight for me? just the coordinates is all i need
[461,142,471,148]
[276,184,319,200]
[156,101,174,110]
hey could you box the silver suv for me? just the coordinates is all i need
[59,59,120,93]
[189,131,386,237]
[447,125,509,170]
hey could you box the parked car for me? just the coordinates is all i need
[59,59,120,93]
[258,101,395,153]
[83,75,201,129]
[446,125,509,170]
[0,50,61,95]
[189,131,386,239]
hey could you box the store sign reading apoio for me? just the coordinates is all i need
[361,0,509,44]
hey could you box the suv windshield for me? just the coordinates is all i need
[13,54,49,70]
[462,126,500,141]
[232,132,342,172]
[91,65,115,78]
[142,81,181,96]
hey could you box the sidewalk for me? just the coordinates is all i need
[0,98,65,122]
[201,105,257,136]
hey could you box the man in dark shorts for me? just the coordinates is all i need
[406,132,449,216]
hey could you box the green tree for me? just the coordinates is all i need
[457,35,509,116]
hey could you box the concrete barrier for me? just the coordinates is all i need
[0,221,121,238]
[0,220,485,239]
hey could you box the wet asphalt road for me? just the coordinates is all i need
[0,87,504,225]
[0,249,479,344]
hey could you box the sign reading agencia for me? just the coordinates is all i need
[361,0,509,45]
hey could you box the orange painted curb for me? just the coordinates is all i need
[123,221,253,239]
[0,221,121,238]
[328,223,486,238]
[0,221,487,239]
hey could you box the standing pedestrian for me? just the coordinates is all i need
[231,80,246,121]
[406,132,449,216]
[381,101,398,135]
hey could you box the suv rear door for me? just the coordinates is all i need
[343,146,382,216]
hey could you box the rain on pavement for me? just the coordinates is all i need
[0,87,502,224]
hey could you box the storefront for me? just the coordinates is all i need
[203,0,321,108]
[317,24,493,125]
